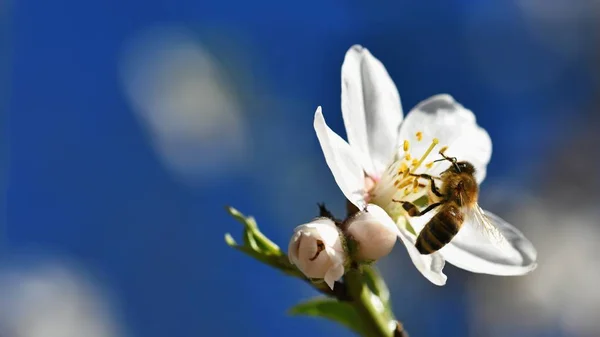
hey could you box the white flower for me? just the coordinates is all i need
[288,218,347,289]
[313,45,537,285]
[345,204,399,261]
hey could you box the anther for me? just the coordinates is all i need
[416,131,423,141]
[404,153,411,161]
[426,161,434,169]
[397,162,408,175]
[397,179,412,189]
[411,159,419,167]
[439,146,449,154]
[403,140,410,152]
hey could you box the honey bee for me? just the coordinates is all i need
[397,152,506,255]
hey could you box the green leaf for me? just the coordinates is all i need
[344,270,396,337]
[225,206,281,253]
[243,229,260,250]
[224,233,237,246]
[225,235,303,278]
[361,266,395,320]
[226,206,252,226]
[361,266,390,304]
[289,298,367,336]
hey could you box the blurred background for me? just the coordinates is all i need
[3,0,600,336]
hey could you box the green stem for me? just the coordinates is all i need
[345,269,393,337]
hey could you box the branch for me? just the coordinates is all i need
[225,206,405,337]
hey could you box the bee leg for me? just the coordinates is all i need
[410,173,443,198]
[412,201,442,217]
[410,173,441,180]
[393,200,442,217]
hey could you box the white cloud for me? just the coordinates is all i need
[0,259,125,337]
[119,25,248,185]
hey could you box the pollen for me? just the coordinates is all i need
[439,146,449,154]
[403,140,410,152]
[426,161,434,169]
[403,188,411,196]
[416,131,423,141]
[404,153,411,161]
[412,178,419,189]
[411,159,419,167]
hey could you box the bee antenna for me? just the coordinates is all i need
[436,153,461,172]
[449,157,461,172]
[454,162,461,172]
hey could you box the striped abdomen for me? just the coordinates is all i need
[415,204,464,255]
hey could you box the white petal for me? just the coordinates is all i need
[398,94,492,183]
[296,218,341,249]
[396,226,447,286]
[314,107,367,209]
[341,45,403,177]
[324,263,345,290]
[324,245,345,263]
[364,203,403,235]
[440,210,537,275]
[287,231,302,265]
[375,208,447,286]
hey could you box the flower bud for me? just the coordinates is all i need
[288,218,347,289]
[345,204,399,261]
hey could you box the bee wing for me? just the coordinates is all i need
[462,204,511,250]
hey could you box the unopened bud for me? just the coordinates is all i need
[288,218,347,289]
[345,204,399,261]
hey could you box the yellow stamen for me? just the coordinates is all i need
[404,153,411,161]
[403,188,411,196]
[397,162,408,175]
[397,179,413,189]
[439,146,449,154]
[416,131,423,141]
[426,161,434,169]
[411,159,419,167]
[403,140,410,152]
[412,138,438,173]
[412,178,421,193]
